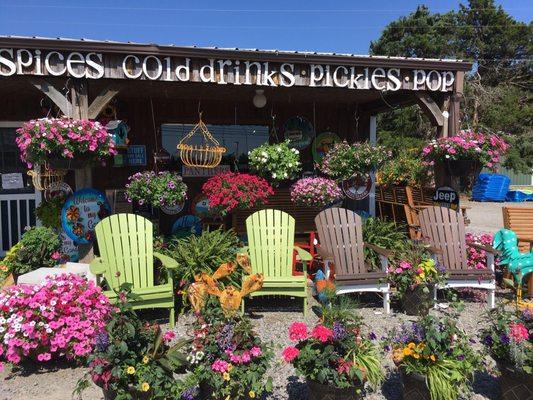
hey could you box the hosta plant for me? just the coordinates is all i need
[290,177,343,208]
[0,274,112,371]
[15,117,117,168]
[383,314,483,400]
[249,141,301,183]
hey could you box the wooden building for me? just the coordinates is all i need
[0,36,472,253]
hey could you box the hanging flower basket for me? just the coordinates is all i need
[125,171,188,210]
[16,118,117,169]
[290,177,343,208]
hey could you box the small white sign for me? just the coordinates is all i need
[1,173,24,190]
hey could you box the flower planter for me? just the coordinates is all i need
[306,379,363,400]
[400,285,433,316]
[444,159,480,177]
[47,155,93,170]
[199,382,254,400]
[102,387,153,400]
[400,370,431,400]
[496,360,533,400]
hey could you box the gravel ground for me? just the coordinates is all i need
[2,200,529,400]
[0,293,505,400]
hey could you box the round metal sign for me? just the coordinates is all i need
[342,174,373,200]
[283,116,314,150]
[161,201,185,215]
[44,181,73,201]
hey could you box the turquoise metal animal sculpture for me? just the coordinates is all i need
[493,229,533,284]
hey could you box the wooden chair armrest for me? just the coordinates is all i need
[467,242,501,255]
[89,257,107,275]
[517,236,533,244]
[364,243,393,258]
[315,245,334,261]
[420,243,444,255]
[294,245,313,262]
[153,252,179,269]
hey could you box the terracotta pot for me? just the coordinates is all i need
[48,155,93,170]
[400,370,431,400]
[400,285,433,316]
[306,379,363,400]
[444,159,480,177]
[496,360,533,400]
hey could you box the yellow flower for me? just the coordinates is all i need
[225,396,231,400]
[403,347,413,356]
[249,391,256,398]
[407,342,416,349]
[417,343,426,350]
[227,364,233,372]
[142,356,150,364]
[223,372,231,381]
[126,366,135,375]
[413,353,420,359]
[430,355,436,362]
[141,382,150,392]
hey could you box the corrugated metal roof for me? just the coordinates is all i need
[0,35,466,63]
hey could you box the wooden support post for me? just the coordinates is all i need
[448,71,465,137]
[29,78,71,116]
[88,85,121,119]
[369,115,377,217]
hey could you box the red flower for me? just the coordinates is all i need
[311,325,333,343]
[288,322,308,341]
[282,346,300,362]
[509,322,529,343]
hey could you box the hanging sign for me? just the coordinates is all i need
[312,132,340,164]
[127,145,147,166]
[283,116,314,150]
[342,174,373,200]
[161,201,185,215]
[1,173,24,190]
[182,165,230,177]
[433,186,459,211]
[61,188,112,244]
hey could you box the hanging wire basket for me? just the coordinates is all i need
[177,113,226,168]
[27,165,67,191]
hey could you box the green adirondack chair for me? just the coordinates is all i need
[90,214,179,327]
[242,209,312,316]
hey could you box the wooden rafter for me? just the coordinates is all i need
[88,84,121,119]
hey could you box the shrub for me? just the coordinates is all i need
[15,118,116,168]
[75,284,188,399]
[320,141,390,181]
[202,172,274,216]
[0,274,112,369]
[383,315,484,400]
[35,195,65,230]
[282,298,383,389]
[362,217,409,271]
[4,226,61,276]
[378,150,430,187]
[159,229,240,284]
[125,171,188,208]
[249,141,301,183]
[421,130,510,170]
[290,177,343,208]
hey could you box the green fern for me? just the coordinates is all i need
[362,217,409,270]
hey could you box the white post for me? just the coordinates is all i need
[369,115,377,217]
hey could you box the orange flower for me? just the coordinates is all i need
[66,206,80,221]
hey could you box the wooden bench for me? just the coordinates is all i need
[376,185,470,239]
[503,206,533,296]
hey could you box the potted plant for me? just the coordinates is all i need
[0,274,112,372]
[1,226,61,282]
[249,141,301,185]
[35,194,66,231]
[290,177,343,208]
[387,243,446,316]
[15,117,117,169]
[320,141,390,181]
[421,130,509,176]
[480,306,532,399]
[75,283,189,400]
[202,172,274,216]
[282,298,383,399]
[125,171,188,215]
[383,315,483,400]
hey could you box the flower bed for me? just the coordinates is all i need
[290,177,343,208]
[421,130,509,170]
[202,171,274,215]
[320,141,390,181]
[249,141,301,183]
[0,274,112,370]
[125,171,188,208]
[15,118,117,168]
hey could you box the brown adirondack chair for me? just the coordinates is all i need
[314,208,392,313]
[418,206,499,308]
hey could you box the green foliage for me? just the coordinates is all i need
[34,195,65,230]
[378,150,431,187]
[187,302,274,399]
[158,229,240,283]
[5,227,61,275]
[362,217,409,271]
[74,283,189,400]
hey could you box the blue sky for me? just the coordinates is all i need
[0,0,531,54]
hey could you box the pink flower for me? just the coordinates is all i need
[211,359,229,373]
[311,325,333,343]
[509,323,529,343]
[51,251,61,261]
[282,346,300,363]
[250,346,262,357]
[288,322,308,341]
[163,331,176,343]
[399,261,412,270]
[394,268,403,274]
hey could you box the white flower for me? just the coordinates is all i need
[277,146,282,152]
[272,173,277,179]
[261,152,268,158]
[196,351,204,361]
[284,172,288,178]
[445,155,450,159]
[0,327,5,333]
[288,163,292,167]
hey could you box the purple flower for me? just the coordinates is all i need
[369,332,377,340]
[94,331,109,352]
[333,322,347,341]
[216,323,235,351]
[500,334,510,345]
[180,386,198,400]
